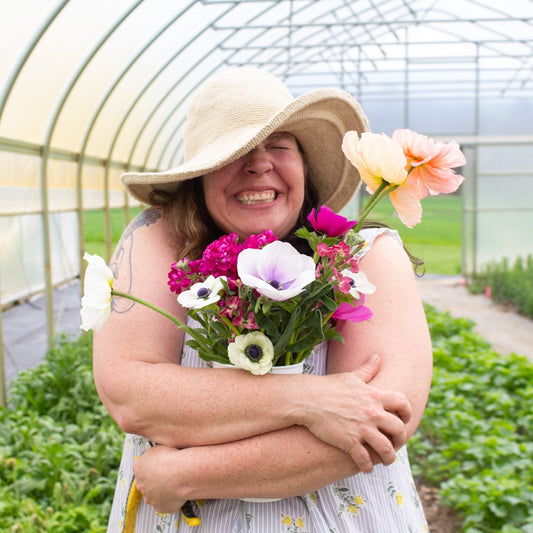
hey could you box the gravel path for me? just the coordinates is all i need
[416,275,533,362]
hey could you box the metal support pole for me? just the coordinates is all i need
[471,44,481,277]
[0,282,6,407]
[40,149,55,344]
[104,164,112,262]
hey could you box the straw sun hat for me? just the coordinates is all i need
[121,68,370,213]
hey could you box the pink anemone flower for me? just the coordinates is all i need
[307,205,356,237]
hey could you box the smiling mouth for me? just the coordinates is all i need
[235,191,277,205]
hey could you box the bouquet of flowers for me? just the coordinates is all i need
[165,207,374,374]
[81,128,466,375]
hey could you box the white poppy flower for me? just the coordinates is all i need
[228,331,274,375]
[237,241,316,301]
[80,253,114,332]
[341,269,376,299]
[177,275,226,309]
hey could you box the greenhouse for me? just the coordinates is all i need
[1,1,532,531]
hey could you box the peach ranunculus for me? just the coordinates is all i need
[342,131,408,192]
[392,128,466,199]
[342,131,422,228]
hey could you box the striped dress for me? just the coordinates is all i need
[106,228,429,533]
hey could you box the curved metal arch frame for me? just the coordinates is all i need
[142,0,384,172]
[75,1,200,264]
[0,1,69,121]
[37,1,145,342]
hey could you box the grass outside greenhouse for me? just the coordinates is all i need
[1,196,532,532]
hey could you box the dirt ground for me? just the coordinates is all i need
[419,484,460,533]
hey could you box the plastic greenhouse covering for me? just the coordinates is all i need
[0,0,532,377]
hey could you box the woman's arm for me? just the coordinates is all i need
[135,427,357,514]
[93,211,409,464]
[327,233,433,440]
[131,233,432,511]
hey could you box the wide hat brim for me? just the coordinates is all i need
[121,87,369,213]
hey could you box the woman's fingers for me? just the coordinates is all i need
[302,371,412,472]
[382,388,412,425]
[133,446,187,514]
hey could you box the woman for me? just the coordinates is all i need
[93,68,433,532]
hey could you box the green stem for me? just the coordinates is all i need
[216,314,242,337]
[353,182,398,233]
[112,290,187,329]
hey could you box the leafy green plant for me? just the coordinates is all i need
[410,304,533,532]
[2,304,532,532]
[468,255,533,319]
[0,333,122,532]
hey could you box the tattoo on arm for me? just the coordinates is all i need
[109,208,163,313]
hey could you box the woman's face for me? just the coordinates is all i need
[202,132,306,241]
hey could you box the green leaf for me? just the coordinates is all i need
[273,307,301,356]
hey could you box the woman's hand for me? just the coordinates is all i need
[133,446,186,514]
[296,353,412,473]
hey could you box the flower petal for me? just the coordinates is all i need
[177,275,226,309]
[389,184,423,228]
[238,241,316,301]
[343,131,408,191]
[228,331,274,375]
[307,205,356,237]
[80,253,114,332]
[393,129,466,198]
[341,269,376,298]
[332,302,373,322]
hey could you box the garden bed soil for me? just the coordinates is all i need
[419,483,461,532]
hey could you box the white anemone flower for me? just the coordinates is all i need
[228,331,275,375]
[237,241,316,301]
[341,269,376,299]
[177,275,226,309]
[80,253,114,332]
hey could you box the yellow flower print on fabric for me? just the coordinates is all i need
[281,514,306,532]
[353,495,364,506]
[387,481,404,507]
[332,486,366,517]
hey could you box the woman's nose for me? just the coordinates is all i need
[244,148,273,175]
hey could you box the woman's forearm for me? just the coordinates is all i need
[97,358,307,448]
[135,426,360,504]
[96,351,408,472]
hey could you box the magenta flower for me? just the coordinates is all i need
[167,231,278,294]
[200,233,242,280]
[307,206,356,237]
[317,241,351,260]
[332,301,373,322]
